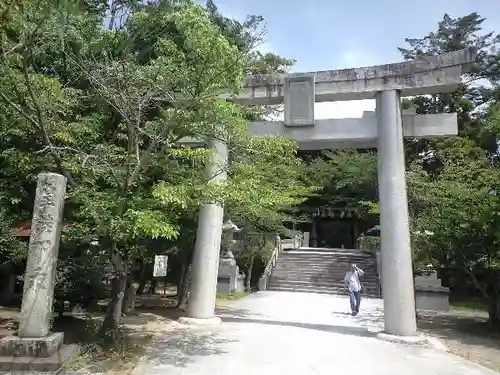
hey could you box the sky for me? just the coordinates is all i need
[201,0,500,119]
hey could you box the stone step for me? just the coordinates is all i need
[275,262,377,267]
[267,285,380,297]
[273,267,377,274]
[278,257,377,269]
[284,248,373,255]
[274,268,376,273]
[282,249,374,255]
[269,249,380,297]
[275,262,376,273]
[279,254,374,261]
[276,264,375,269]
[277,261,375,267]
[278,255,376,263]
[269,276,379,285]
[268,280,379,292]
[271,267,378,274]
[268,280,379,288]
[272,272,378,283]
[282,249,373,254]
[277,260,375,265]
[282,249,372,254]
[269,276,379,283]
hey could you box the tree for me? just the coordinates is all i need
[399,13,500,161]
[399,12,500,325]
[407,120,500,324]
[0,0,247,333]
[295,149,378,236]
[0,0,309,339]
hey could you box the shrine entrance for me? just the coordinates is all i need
[307,207,378,248]
[185,48,475,340]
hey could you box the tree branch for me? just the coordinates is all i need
[464,264,489,300]
[20,53,78,188]
[35,145,121,186]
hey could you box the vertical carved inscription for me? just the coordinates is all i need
[19,173,67,338]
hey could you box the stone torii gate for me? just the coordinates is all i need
[181,48,475,340]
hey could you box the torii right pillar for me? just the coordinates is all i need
[376,89,417,337]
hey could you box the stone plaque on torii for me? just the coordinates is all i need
[181,48,475,339]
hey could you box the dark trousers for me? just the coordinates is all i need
[347,289,361,313]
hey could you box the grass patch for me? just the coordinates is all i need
[450,297,489,312]
[216,291,249,301]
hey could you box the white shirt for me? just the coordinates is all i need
[344,270,363,292]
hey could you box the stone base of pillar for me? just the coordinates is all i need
[0,333,79,371]
[376,332,445,349]
[178,316,222,326]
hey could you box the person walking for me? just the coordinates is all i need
[344,263,364,316]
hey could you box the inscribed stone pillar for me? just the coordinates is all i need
[187,139,228,320]
[376,90,418,337]
[19,173,67,338]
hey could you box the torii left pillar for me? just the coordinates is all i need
[179,138,228,325]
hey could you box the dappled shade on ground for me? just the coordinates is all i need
[417,310,500,371]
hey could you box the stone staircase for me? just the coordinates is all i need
[267,248,380,298]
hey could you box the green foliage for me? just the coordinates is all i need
[298,149,378,222]
[0,207,27,263]
[399,12,500,160]
[407,103,500,323]
[54,251,107,312]
[0,0,307,333]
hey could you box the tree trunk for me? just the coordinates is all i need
[0,272,16,306]
[245,256,255,292]
[176,250,193,308]
[122,277,138,315]
[99,252,128,343]
[488,273,500,327]
[177,265,192,309]
[99,273,127,341]
[488,294,500,327]
[464,265,489,300]
[150,278,157,295]
[176,261,186,298]
[136,263,148,295]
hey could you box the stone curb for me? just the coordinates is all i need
[376,332,448,350]
[177,317,223,326]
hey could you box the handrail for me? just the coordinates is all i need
[258,235,283,291]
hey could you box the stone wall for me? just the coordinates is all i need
[414,273,450,312]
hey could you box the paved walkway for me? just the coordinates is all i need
[133,292,499,375]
